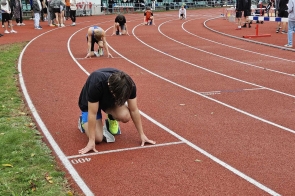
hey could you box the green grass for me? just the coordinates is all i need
[0,43,79,196]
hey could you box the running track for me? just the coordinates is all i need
[4,8,295,195]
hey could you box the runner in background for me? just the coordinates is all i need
[179,5,186,19]
[112,14,129,35]
[143,6,155,25]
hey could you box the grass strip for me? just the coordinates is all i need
[0,43,79,196]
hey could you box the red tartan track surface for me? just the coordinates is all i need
[2,7,295,196]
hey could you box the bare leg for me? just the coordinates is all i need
[82,120,104,143]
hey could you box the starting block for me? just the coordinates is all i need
[103,125,115,143]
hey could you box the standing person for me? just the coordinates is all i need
[29,0,34,19]
[65,0,69,19]
[284,0,295,47]
[143,6,155,25]
[1,0,17,33]
[276,0,288,33]
[69,0,76,26]
[85,26,112,58]
[179,5,186,19]
[50,0,64,27]
[42,0,47,21]
[46,0,55,26]
[235,0,244,29]
[32,0,42,29]
[12,0,25,26]
[112,14,129,35]
[78,68,156,154]
[241,1,252,28]
[59,0,65,27]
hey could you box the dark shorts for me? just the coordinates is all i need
[53,8,60,13]
[2,13,12,22]
[116,24,126,35]
[278,10,288,18]
[236,11,242,18]
[244,10,251,17]
[80,111,102,124]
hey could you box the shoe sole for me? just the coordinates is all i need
[78,116,85,133]
[103,125,115,142]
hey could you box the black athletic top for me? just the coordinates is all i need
[78,68,137,112]
[115,15,126,26]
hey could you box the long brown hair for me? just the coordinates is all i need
[108,71,134,106]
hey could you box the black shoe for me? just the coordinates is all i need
[248,23,251,28]
[0,34,3,37]
[261,21,264,24]
[242,23,247,28]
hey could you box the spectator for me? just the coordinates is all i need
[69,0,76,26]
[12,0,25,26]
[276,0,288,33]
[1,0,17,33]
[32,0,42,29]
[284,0,294,47]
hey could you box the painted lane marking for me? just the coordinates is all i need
[204,17,295,52]
[18,28,95,196]
[130,21,295,134]
[68,21,282,195]
[67,141,185,159]
[158,19,295,77]
[199,87,266,96]
[182,19,295,64]
[134,19,295,100]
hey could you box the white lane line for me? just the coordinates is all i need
[18,29,95,196]
[134,20,295,100]
[68,22,282,195]
[204,17,295,52]
[67,141,184,159]
[158,19,295,77]
[181,19,295,64]
[130,22,295,133]
[199,87,266,95]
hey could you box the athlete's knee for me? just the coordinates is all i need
[117,110,131,123]
[98,41,103,48]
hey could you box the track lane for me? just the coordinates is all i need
[18,8,295,192]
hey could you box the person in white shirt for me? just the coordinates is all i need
[1,0,17,33]
[179,5,186,20]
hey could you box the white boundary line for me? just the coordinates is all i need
[204,16,295,52]
[181,19,295,64]
[67,21,282,195]
[67,141,184,159]
[158,19,295,77]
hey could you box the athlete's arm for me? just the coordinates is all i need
[79,102,99,154]
[127,98,156,146]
